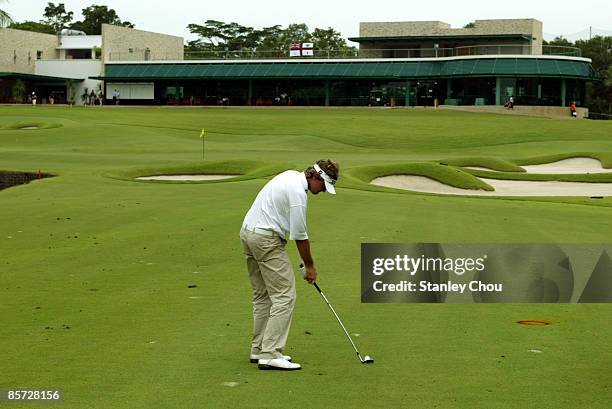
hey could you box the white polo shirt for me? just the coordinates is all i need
[242,170,309,240]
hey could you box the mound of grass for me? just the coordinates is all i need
[108,160,294,184]
[345,162,494,191]
[0,121,62,130]
[442,157,525,172]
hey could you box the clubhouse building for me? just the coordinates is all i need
[1,19,592,107]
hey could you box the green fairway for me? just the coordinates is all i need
[1,106,612,408]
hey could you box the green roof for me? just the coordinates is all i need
[348,34,533,43]
[101,58,592,81]
[0,72,82,82]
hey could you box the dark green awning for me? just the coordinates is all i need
[101,58,592,81]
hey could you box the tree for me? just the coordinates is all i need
[70,4,134,35]
[311,27,356,57]
[545,36,573,47]
[66,80,76,105]
[11,79,26,103]
[256,25,285,54]
[280,23,312,44]
[43,2,73,33]
[187,19,355,58]
[574,36,612,114]
[188,20,258,52]
[9,20,55,34]
[0,0,12,27]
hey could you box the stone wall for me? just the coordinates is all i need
[0,28,59,74]
[102,24,184,62]
[360,21,451,37]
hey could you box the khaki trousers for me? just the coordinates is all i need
[240,228,296,359]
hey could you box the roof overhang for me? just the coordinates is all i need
[0,72,83,82]
[348,34,534,43]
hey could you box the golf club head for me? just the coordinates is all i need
[362,355,374,364]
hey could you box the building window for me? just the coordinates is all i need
[66,49,93,59]
[37,51,43,59]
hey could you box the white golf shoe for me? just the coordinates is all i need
[257,358,301,370]
[250,354,291,363]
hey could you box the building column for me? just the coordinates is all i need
[405,81,411,106]
[495,78,501,106]
[247,80,253,106]
[324,80,330,106]
[560,79,567,107]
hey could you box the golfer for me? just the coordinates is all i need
[240,160,339,370]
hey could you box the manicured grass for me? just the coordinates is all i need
[443,156,526,172]
[108,159,294,184]
[1,106,612,409]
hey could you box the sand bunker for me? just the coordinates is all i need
[466,158,611,174]
[136,174,237,181]
[522,158,612,174]
[372,175,612,196]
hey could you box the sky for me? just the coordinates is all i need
[4,0,612,42]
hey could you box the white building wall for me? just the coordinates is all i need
[58,35,102,49]
[35,60,103,105]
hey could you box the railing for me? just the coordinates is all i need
[107,44,582,61]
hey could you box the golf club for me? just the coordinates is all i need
[300,263,374,364]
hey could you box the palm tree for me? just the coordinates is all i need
[0,0,13,27]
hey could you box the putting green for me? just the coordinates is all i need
[1,106,611,409]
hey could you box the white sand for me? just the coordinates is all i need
[372,175,612,197]
[465,158,611,174]
[522,158,612,174]
[136,174,237,181]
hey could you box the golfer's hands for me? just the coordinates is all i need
[304,265,317,284]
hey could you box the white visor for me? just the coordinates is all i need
[314,163,336,194]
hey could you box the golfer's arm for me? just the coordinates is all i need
[295,239,314,267]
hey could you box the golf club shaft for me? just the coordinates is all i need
[313,282,362,358]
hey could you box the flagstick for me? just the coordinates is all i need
[200,128,206,161]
